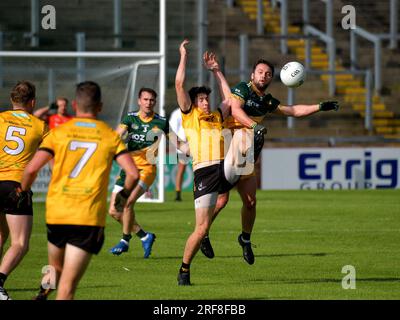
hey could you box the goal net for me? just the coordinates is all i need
[0,54,166,203]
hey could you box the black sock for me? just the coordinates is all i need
[176,191,181,199]
[39,284,54,295]
[241,232,251,242]
[136,229,147,239]
[122,233,132,242]
[0,272,7,287]
[180,262,190,273]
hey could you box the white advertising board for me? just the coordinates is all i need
[261,148,400,190]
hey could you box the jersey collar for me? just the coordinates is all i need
[138,111,155,123]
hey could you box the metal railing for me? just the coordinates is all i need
[304,25,336,96]
[27,0,125,48]
[234,34,373,131]
[390,0,399,49]
[197,0,208,86]
[350,26,400,94]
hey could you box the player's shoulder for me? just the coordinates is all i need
[153,112,167,122]
[1,110,42,126]
[231,81,250,95]
[122,111,139,122]
[0,110,8,120]
[127,111,138,117]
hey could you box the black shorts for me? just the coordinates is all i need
[193,163,236,200]
[47,224,105,255]
[218,159,237,194]
[193,164,221,200]
[0,180,33,216]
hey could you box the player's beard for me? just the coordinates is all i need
[255,81,269,92]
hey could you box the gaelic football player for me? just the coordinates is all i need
[108,88,169,258]
[201,59,339,265]
[0,81,49,300]
[22,81,138,300]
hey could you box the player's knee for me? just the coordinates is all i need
[216,194,229,211]
[244,198,256,210]
[195,222,210,239]
[215,198,227,215]
[108,208,122,221]
[11,241,29,256]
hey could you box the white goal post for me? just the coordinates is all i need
[0,0,167,203]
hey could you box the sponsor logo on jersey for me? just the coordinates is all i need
[75,122,96,128]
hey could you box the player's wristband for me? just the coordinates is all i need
[249,122,257,129]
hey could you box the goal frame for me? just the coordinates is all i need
[0,0,167,203]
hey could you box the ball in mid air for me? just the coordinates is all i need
[280,61,305,88]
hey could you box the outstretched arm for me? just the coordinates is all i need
[175,39,192,113]
[274,101,339,117]
[33,106,50,120]
[203,51,231,100]
[230,97,258,128]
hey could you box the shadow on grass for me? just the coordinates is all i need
[217,252,329,259]
[8,288,37,292]
[250,278,400,284]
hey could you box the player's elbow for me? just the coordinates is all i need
[175,80,184,91]
[231,105,240,119]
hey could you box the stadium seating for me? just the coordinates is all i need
[236,0,400,139]
[0,0,398,139]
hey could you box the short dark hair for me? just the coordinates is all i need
[75,81,101,112]
[138,87,157,99]
[252,59,275,76]
[10,81,36,105]
[188,86,211,104]
[56,96,69,105]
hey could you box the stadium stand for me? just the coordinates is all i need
[235,0,400,140]
[0,0,399,140]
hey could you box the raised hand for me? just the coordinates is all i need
[203,51,219,71]
[8,187,32,209]
[179,39,189,56]
[319,101,339,111]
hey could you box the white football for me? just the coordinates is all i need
[280,61,305,88]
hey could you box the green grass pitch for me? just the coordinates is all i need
[5,190,400,300]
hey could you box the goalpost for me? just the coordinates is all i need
[0,0,167,203]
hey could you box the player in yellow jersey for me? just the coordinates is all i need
[175,40,243,286]
[108,88,169,258]
[0,81,49,300]
[19,81,139,300]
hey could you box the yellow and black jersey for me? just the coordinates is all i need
[0,110,49,183]
[39,118,127,227]
[181,106,224,168]
[224,81,280,130]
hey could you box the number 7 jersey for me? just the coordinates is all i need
[39,118,128,227]
[0,110,49,183]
